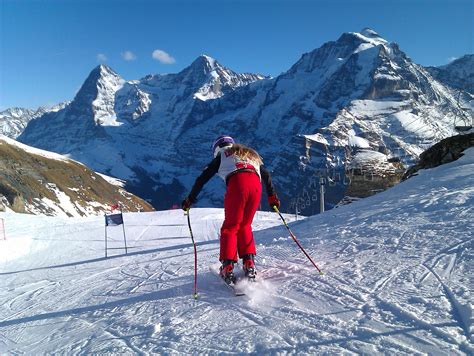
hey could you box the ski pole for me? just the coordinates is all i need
[185,208,199,299]
[273,206,324,275]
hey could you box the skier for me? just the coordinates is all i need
[181,135,280,284]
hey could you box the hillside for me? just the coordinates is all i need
[0,146,472,354]
[0,135,153,216]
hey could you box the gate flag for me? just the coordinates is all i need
[105,213,124,226]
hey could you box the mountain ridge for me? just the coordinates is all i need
[426,54,474,94]
[15,28,473,214]
[0,103,69,139]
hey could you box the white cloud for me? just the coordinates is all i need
[97,53,108,62]
[448,56,458,63]
[121,50,137,61]
[152,49,175,64]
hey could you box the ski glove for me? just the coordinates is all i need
[181,197,193,211]
[268,194,280,210]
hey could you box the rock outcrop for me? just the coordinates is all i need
[403,133,474,180]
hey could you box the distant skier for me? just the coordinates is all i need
[182,135,280,284]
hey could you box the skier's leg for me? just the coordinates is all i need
[220,175,247,262]
[237,173,262,258]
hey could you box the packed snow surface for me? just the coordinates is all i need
[0,149,473,354]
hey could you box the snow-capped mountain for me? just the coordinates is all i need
[171,54,268,101]
[17,29,470,214]
[0,135,153,217]
[427,54,474,95]
[0,103,68,139]
[18,56,269,209]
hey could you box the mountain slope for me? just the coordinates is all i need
[17,29,469,213]
[173,29,465,212]
[427,55,474,94]
[0,135,153,216]
[0,146,472,354]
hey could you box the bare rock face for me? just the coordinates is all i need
[403,133,474,180]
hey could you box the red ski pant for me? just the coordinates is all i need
[220,172,262,262]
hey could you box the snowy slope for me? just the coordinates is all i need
[0,148,472,354]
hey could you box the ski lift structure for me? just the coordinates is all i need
[384,137,412,168]
[344,108,408,165]
[453,90,473,133]
[290,160,347,215]
[387,147,402,163]
[384,114,442,168]
[342,172,351,185]
[327,169,338,187]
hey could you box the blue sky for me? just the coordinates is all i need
[1,0,472,109]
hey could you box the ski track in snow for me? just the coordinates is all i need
[0,150,473,354]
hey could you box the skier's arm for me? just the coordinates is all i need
[187,155,220,203]
[260,165,280,209]
[260,165,276,197]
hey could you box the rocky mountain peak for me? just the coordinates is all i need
[288,28,390,76]
[178,54,212,73]
[86,64,121,80]
[71,65,124,126]
[77,65,122,95]
[340,30,388,53]
[190,55,220,73]
[175,54,265,101]
[360,28,384,40]
[176,55,228,88]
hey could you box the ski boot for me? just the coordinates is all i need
[220,260,236,285]
[242,254,256,280]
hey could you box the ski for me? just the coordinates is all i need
[209,264,246,296]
